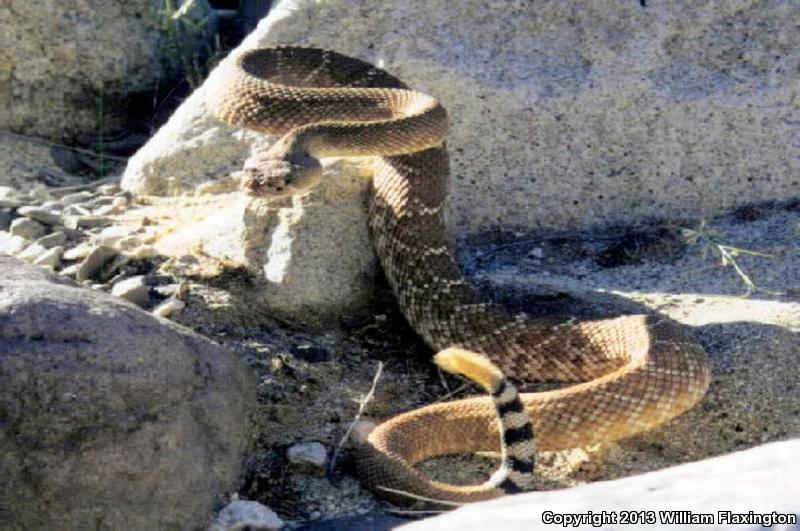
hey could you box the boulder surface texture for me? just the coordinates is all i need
[0,256,255,529]
[120,0,799,323]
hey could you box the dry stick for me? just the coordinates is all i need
[376,486,464,508]
[328,361,384,477]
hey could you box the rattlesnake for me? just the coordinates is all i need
[207,46,712,505]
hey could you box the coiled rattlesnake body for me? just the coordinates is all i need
[208,46,711,505]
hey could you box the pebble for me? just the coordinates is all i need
[0,198,22,209]
[33,246,63,269]
[115,235,143,251]
[60,191,95,206]
[0,186,18,199]
[36,231,67,248]
[287,442,328,472]
[111,275,150,306]
[93,204,119,216]
[349,420,377,444]
[75,246,118,282]
[95,225,136,247]
[62,242,95,261]
[10,217,47,240]
[111,196,129,208]
[209,500,284,531]
[91,196,115,207]
[17,242,48,263]
[0,232,28,255]
[58,263,80,277]
[63,204,92,217]
[529,247,544,258]
[153,297,185,318]
[17,206,62,226]
[129,244,157,259]
[65,215,112,229]
[153,283,185,298]
[97,183,121,195]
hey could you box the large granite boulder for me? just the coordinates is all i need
[0,256,255,529]
[120,0,799,323]
[0,0,213,140]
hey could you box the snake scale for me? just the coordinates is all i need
[207,46,712,505]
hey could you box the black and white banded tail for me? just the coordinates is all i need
[434,348,535,494]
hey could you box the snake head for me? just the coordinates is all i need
[238,152,322,198]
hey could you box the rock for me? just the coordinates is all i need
[404,440,800,531]
[58,263,80,278]
[153,297,186,318]
[32,245,63,269]
[0,198,22,209]
[111,275,150,306]
[17,206,62,226]
[210,500,284,531]
[75,245,118,281]
[0,232,28,255]
[349,420,377,445]
[62,242,95,261]
[129,244,157,259]
[120,0,799,324]
[35,231,67,248]
[65,215,113,229]
[0,256,254,529]
[287,442,328,472]
[16,242,49,263]
[9,217,46,240]
[0,0,215,140]
[98,183,122,195]
[95,225,137,247]
[60,191,95,206]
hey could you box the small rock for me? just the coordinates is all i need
[210,500,284,531]
[111,275,150,306]
[95,225,136,247]
[17,242,48,263]
[17,206,62,225]
[152,283,186,298]
[111,196,129,208]
[9,217,46,240]
[65,215,113,229]
[115,235,143,251]
[35,231,67,248]
[60,191,95,206]
[0,198,22,209]
[129,244,157,259]
[75,246,118,282]
[41,200,62,210]
[0,232,29,255]
[91,196,115,207]
[350,420,377,444]
[93,204,120,216]
[58,263,80,277]
[287,442,328,472]
[62,242,95,261]
[153,297,185,318]
[0,186,19,199]
[97,183,121,195]
[0,210,14,231]
[33,246,63,269]
[528,247,544,258]
[63,204,92,217]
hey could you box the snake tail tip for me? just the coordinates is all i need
[434,348,504,392]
